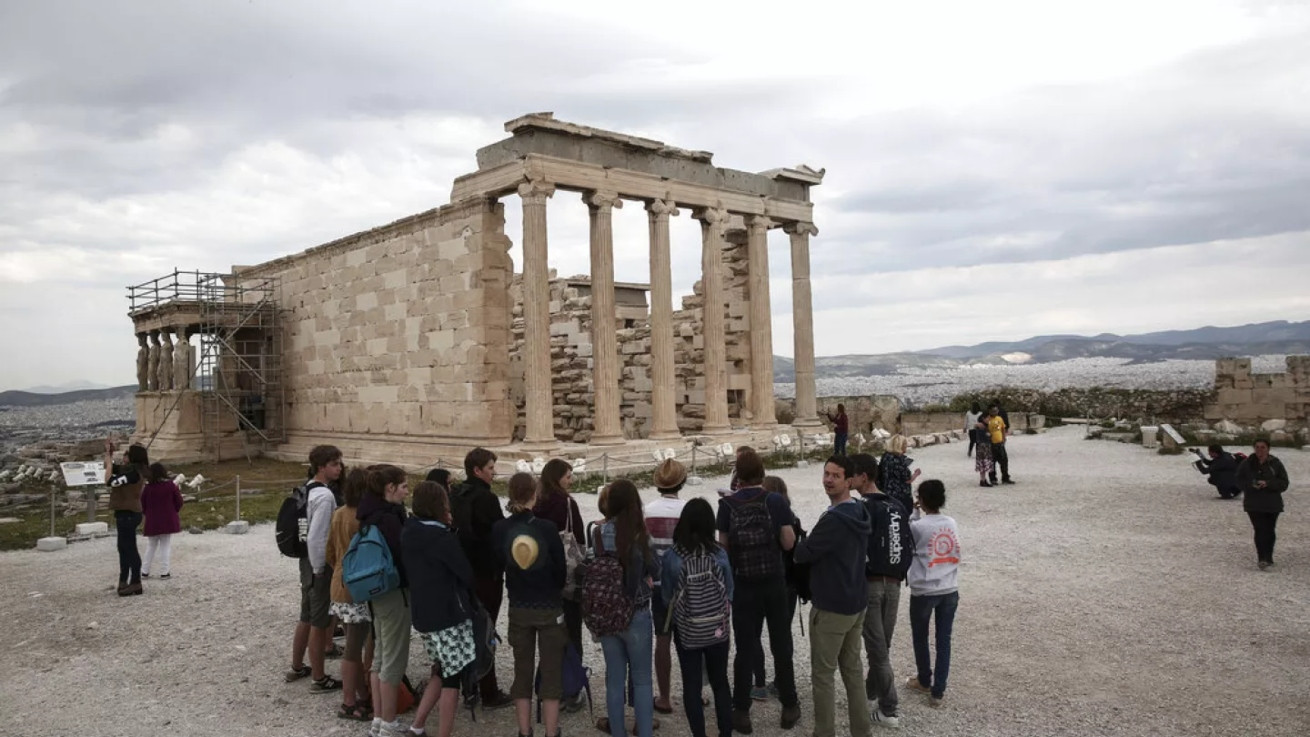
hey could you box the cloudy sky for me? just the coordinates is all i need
[2,0,1308,390]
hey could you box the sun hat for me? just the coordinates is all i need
[654,458,688,491]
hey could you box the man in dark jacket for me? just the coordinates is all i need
[1235,439,1291,570]
[1194,445,1241,499]
[450,447,512,708]
[850,453,911,727]
[795,455,873,737]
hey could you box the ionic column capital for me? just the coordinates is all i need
[784,221,819,237]
[692,205,729,225]
[645,198,679,218]
[518,179,556,203]
[586,190,623,211]
[746,215,774,233]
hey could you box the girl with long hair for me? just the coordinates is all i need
[403,480,476,737]
[596,479,658,737]
[358,464,410,737]
[660,498,733,737]
[326,468,375,721]
[103,438,149,596]
[140,462,183,580]
[533,459,586,652]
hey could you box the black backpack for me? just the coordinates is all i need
[864,495,912,580]
[723,494,783,581]
[784,518,812,603]
[275,484,310,559]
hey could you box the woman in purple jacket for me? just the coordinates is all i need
[140,463,184,579]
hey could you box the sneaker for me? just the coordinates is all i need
[904,676,930,694]
[929,695,944,708]
[767,681,779,698]
[732,709,753,735]
[1258,561,1271,571]
[563,690,587,713]
[379,720,410,737]
[369,719,384,737]
[309,675,342,693]
[780,704,801,730]
[867,698,879,713]
[160,573,171,579]
[872,710,901,728]
[482,690,513,710]
[1001,478,1015,485]
[750,685,768,701]
[979,480,992,488]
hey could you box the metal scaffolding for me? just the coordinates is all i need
[127,270,285,459]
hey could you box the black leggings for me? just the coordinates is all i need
[1247,511,1280,563]
[115,511,142,586]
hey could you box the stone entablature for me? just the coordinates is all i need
[1205,356,1310,426]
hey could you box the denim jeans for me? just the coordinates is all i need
[909,591,959,698]
[862,579,900,712]
[834,432,848,456]
[675,637,731,737]
[114,510,142,586]
[601,607,654,737]
[732,577,797,710]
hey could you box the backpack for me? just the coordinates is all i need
[784,519,812,604]
[341,524,400,602]
[668,547,730,649]
[723,494,783,581]
[461,596,501,718]
[275,484,310,559]
[581,534,635,637]
[864,495,912,580]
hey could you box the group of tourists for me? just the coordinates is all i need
[964,403,1013,487]
[275,442,960,737]
[103,438,185,596]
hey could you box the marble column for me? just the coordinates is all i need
[587,190,624,445]
[173,330,192,390]
[146,332,160,391]
[136,333,149,391]
[786,222,821,427]
[519,179,557,448]
[645,198,680,440]
[158,329,174,391]
[695,206,731,434]
[746,215,777,426]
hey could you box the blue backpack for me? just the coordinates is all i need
[342,524,400,602]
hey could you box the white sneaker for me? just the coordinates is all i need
[872,710,901,728]
[867,698,878,714]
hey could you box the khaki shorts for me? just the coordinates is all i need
[508,607,567,700]
[298,557,332,628]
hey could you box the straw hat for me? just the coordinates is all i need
[511,534,539,569]
[654,458,688,491]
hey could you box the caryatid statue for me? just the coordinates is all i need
[173,330,192,390]
[136,333,149,391]
[158,330,174,391]
[146,332,160,391]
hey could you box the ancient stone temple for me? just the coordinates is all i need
[126,113,825,463]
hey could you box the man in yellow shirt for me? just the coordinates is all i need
[986,406,1013,485]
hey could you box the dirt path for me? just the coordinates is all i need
[3,427,1307,736]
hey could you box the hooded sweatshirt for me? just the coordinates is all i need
[305,481,337,574]
[793,498,871,615]
[493,511,566,609]
[907,509,960,597]
[357,493,409,588]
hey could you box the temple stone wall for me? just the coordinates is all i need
[1204,356,1310,427]
[233,198,516,461]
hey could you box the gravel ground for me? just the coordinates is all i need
[4,426,1308,737]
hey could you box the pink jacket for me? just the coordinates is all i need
[141,481,184,536]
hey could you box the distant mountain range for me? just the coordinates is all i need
[773,320,1310,381]
[0,385,138,407]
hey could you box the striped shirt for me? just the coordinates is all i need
[644,496,687,583]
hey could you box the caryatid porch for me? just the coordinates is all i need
[463,113,826,449]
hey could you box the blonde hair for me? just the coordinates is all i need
[887,434,909,455]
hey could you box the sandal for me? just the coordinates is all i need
[337,703,371,721]
[654,699,674,714]
[284,665,312,682]
[310,675,343,693]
